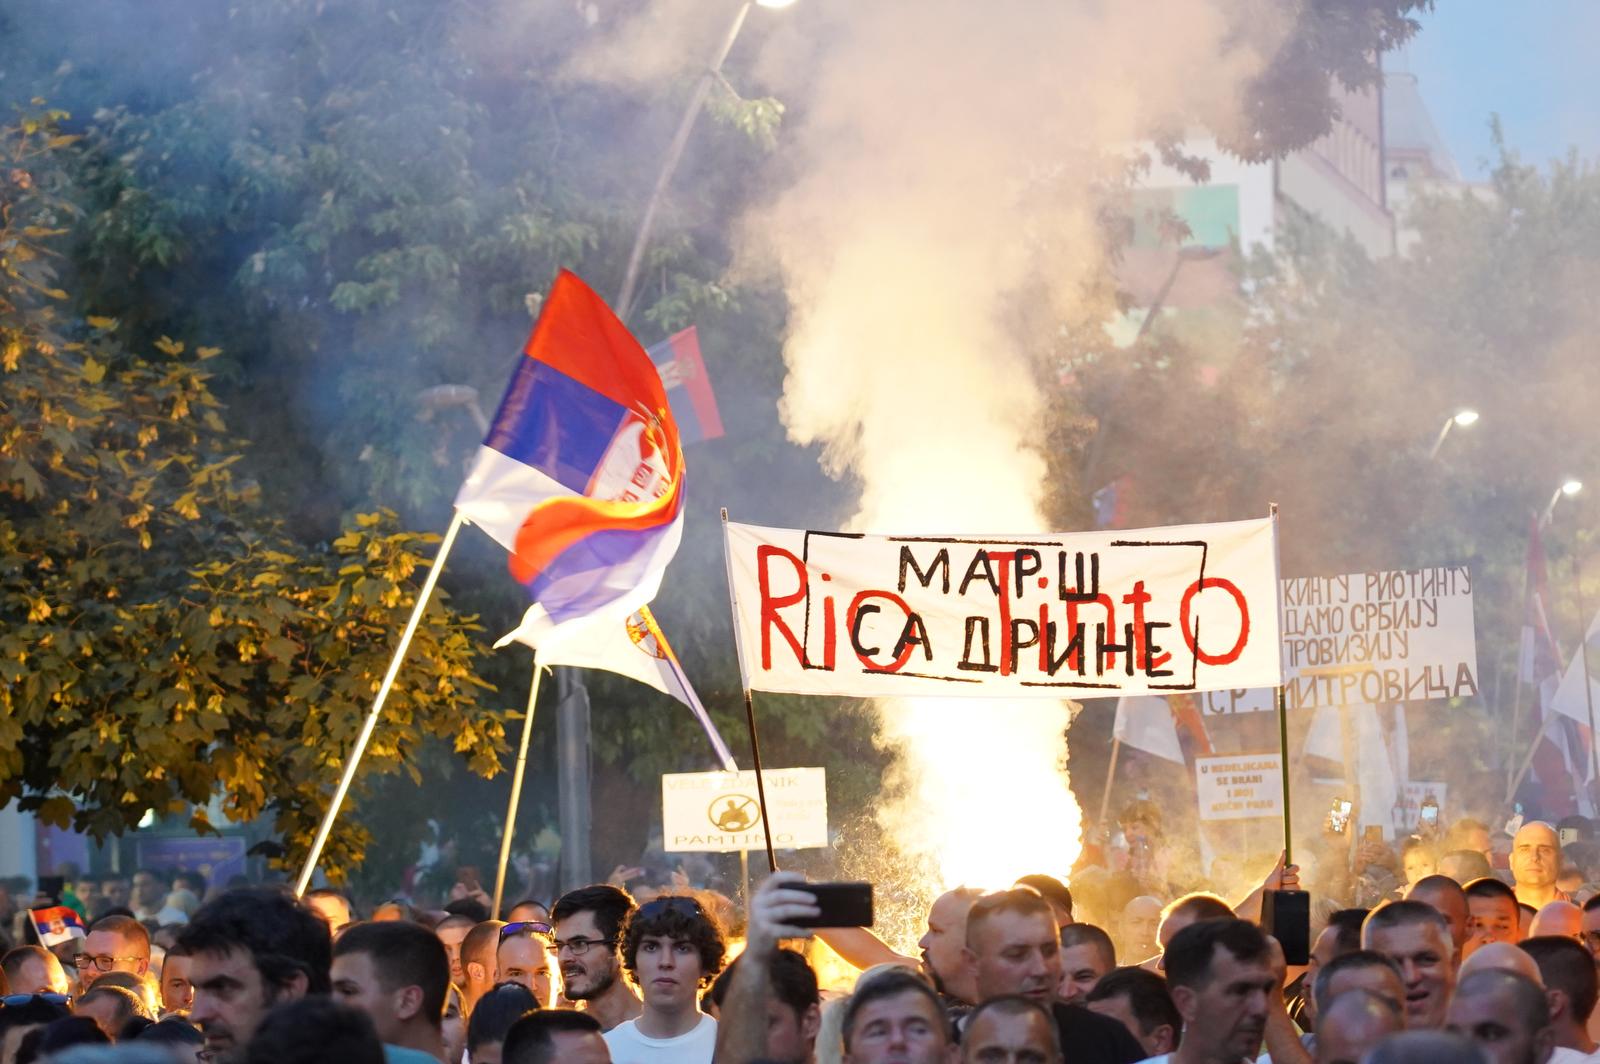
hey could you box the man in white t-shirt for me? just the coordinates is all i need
[603,896,725,1063]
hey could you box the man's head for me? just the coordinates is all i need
[1457,942,1543,986]
[1311,951,1405,1026]
[435,914,475,988]
[707,949,820,1064]
[1057,923,1116,1005]
[501,1008,610,1064]
[496,923,554,1007]
[1527,901,1581,940]
[960,995,1061,1064]
[1511,823,1561,893]
[1119,896,1163,958]
[1304,909,1373,1029]
[550,884,635,1004]
[0,995,71,1064]
[1013,876,1073,930]
[621,895,726,1014]
[1407,877,1469,954]
[1518,935,1596,1031]
[73,983,144,1038]
[161,945,194,1014]
[461,920,507,1014]
[1,946,70,996]
[1084,966,1181,1057]
[466,983,539,1064]
[1441,850,1497,885]
[99,877,130,910]
[840,969,953,1064]
[962,890,1061,1004]
[1465,878,1522,947]
[1447,819,1494,860]
[1162,919,1274,1063]
[131,868,169,913]
[1363,900,1456,1029]
[243,996,385,1064]
[1446,967,1554,1064]
[175,887,333,1064]
[917,887,983,995]
[1157,894,1233,958]
[507,900,550,925]
[1582,895,1600,960]
[304,890,354,937]
[1314,989,1405,1064]
[79,914,151,984]
[331,921,449,1045]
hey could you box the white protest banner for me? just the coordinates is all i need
[723,518,1283,699]
[1281,567,1477,711]
[661,768,828,853]
[1200,688,1278,715]
[1393,781,1447,833]
[1196,754,1284,821]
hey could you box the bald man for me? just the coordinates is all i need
[1457,942,1543,986]
[1120,897,1162,964]
[1529,901,1583,941]
[1512,822,1567,909]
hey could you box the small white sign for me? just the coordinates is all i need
[661,768,828,853]
[1199,688,1278,715]
[1196,754,1283,822]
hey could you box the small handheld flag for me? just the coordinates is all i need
[455,271,686,645]
[29,906,85,948]
[646,327,724,444]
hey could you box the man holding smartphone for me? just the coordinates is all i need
[713,873,825,1064]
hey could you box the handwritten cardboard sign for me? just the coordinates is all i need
[1196,754,1284,821]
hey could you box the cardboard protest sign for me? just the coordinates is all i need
[1281,567,1477,710]
[661,768,828,853]
[1200,688,1278,715]
[724,518,1283,699]
[1196,754,1283,821]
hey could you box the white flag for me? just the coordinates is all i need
[1113,696,1184,764]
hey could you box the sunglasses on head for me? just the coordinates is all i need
[636,896,706,920]
[499,920,553,942]
[2,993,71,1007]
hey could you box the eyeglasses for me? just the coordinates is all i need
[499,921,553,942]
[635,897,705,920]
[2,993,72,1007]
[552,936,617,957]
[73,954,143,972]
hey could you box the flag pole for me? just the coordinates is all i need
[1573,554,1599,790]
[721,509,778,874]
[295,511,466,896]
[493,651,548,919]
[1269,503,1293,867]
[1505,518,1537,795]
[1096,737,1123,839]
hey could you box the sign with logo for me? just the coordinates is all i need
[1196,754,1283,821]
[662,768,828,853]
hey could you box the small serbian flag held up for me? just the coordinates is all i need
[29,906,85,948]
[646,327,724,444]
[455,271,686,646]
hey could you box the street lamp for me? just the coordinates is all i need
[1543,479,1584,527]
[614,0,796,322]
[1426,408,1479,460]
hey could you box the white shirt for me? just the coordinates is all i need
[602,1014,717,1064]
[1550,1048,1600,1064]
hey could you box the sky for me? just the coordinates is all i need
[1397,0,1600,177]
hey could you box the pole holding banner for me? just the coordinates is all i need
[1097,738,1124,840]
[1268,504,1294,867]
[1573,555,1600,788]
[722,509,779,874]
[295,512,466,896]
[493,652,549,919]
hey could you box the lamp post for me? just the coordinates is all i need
[1426,408,1479,460]
[614,0,796,322]
[1542,479,1584,528]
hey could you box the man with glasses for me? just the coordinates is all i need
[551,885,640,1031]
[604,895,725,1063]
[78,914,151,987]
[497,920,555,1008]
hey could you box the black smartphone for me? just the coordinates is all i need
[792,882,874,928]
[37,875,64,905]
[1262,889,1311,966]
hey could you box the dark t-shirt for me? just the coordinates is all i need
[1051,1001,1147,1064]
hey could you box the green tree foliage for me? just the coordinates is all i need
[0,113,505,880]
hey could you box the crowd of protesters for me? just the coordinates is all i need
[1,808,1599,1063]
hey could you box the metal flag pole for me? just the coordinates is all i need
[1096,737,1124,838]
[492,651,549,919]
[1269,503,1293,866]
[295,511,466,896]
[721,509,779,873]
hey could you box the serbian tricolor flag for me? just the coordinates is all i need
[29,906,85,948]
[455,271,685,645]
[646,327,724,444]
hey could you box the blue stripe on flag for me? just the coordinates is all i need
[484,360,627,493]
